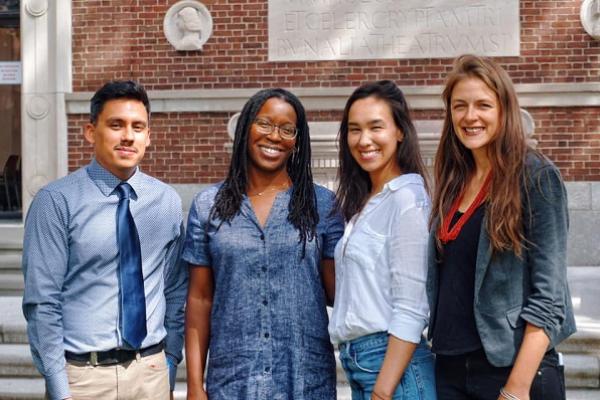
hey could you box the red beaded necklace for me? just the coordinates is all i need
[438,172,493,244]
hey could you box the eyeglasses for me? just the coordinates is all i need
[253,118,298,141]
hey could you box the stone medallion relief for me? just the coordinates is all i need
[164,1,213,51]
[581,0,600,40]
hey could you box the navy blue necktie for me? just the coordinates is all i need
[116,182,147,349]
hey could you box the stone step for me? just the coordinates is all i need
[0,345,38,378]
[0,251,21,272]
[0,377,44,400]
[559,329,600,356]
[0,274,23,296]
[0,250,24,296]
[0,225,24,251]
[0,298,27,344]
[563,354,600,388]
[567,389,600,400]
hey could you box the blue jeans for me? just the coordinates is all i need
[339,332,437,400]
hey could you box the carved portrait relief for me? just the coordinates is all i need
[581,0,600,40]
[164,1,213,51]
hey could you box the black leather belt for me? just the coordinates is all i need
[65,342,163,366]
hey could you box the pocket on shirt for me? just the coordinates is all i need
[344,225,386,271]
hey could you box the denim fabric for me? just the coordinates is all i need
[435,348,565,400]
[183,183,344,400]
[338,332,437,400]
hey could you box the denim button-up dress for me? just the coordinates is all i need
[183,183,344,400]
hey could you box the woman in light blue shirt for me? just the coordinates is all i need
[329,80,436,400]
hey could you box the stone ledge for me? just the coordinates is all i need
[65,83,600,114]
[567,182,594,211]
[593,184,600,212]
[567,212,600,266]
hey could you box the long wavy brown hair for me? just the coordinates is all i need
[431,54,533,256]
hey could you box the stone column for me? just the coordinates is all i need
[20,0,72,214]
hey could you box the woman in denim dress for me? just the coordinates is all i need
[427,55,575,399]
[329,81,437,400]
[183,88,344,400]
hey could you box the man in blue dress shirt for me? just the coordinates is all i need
[22,81,187,400]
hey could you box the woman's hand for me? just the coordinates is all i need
[497,386,530,400]
[185,267,214,400]
[371,391,392,400]
[187,389,208,400]
[371,336,417,400]
[187,389,209,400]
[498,323,549,400]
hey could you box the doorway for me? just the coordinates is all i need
[0,0,21,220]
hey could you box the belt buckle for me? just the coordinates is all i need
[90,351,98,366]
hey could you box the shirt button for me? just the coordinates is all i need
[262,300,268,306]
[264,333,270,338]
[262,266,267,272]
[260,233,265,240]
[264,366,271,373]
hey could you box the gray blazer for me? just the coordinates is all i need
[426,155,576,367]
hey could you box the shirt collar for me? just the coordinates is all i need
[384,173,424,192]
[358,173,424,217]
[86,158,142,199]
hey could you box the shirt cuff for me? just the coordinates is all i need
[45,369,70,400]
[166,354,178,391]
[388,314,427,344]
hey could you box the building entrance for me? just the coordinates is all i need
[0,0,21,220]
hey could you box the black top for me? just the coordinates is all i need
[431,205,485,355]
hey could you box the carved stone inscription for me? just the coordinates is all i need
[268,0,520,61]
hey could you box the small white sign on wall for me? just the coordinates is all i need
[0,61,21,84]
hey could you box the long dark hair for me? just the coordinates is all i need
[431,54,531,256]
[210,88,318,248]
[336,80,429,221]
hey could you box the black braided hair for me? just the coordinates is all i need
[210,88,318,252]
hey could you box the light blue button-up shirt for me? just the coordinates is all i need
[22,159,187,399]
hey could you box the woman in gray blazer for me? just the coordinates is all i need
[427,54,576,400]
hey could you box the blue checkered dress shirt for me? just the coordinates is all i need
[22,159,187,399]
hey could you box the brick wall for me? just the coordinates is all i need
[72,0,599,90]
[68,0,599,182]
[529,107,600,181]
[68,106,599,183]
[68,113,231,183]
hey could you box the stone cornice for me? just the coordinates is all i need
[65,83,600,114]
